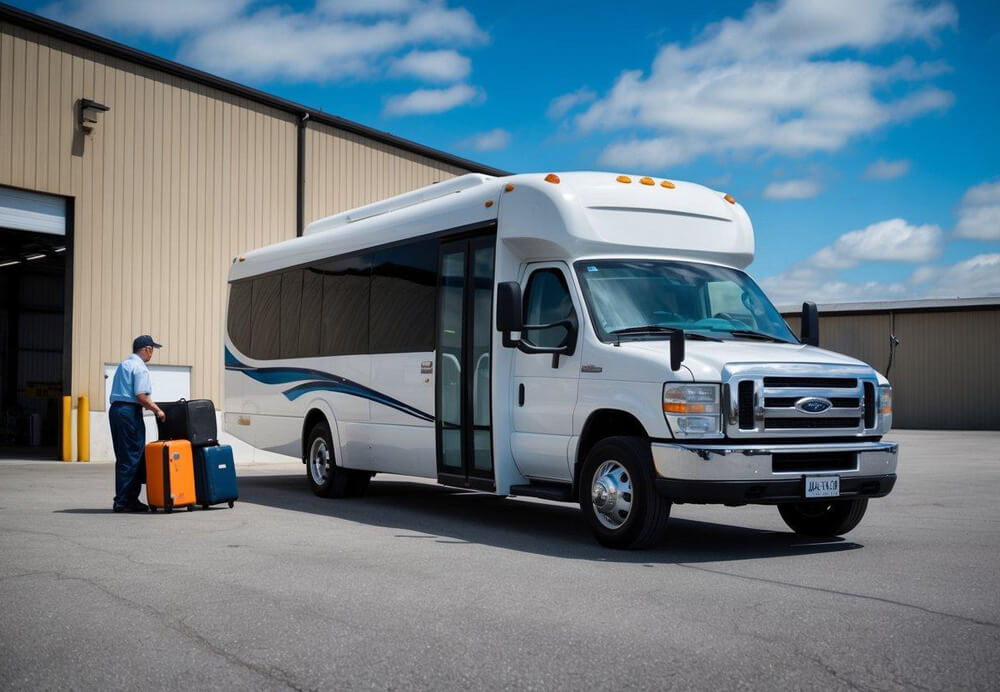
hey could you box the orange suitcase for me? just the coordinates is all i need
[145,440,197,512]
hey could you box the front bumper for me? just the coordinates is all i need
[650,440,898,505]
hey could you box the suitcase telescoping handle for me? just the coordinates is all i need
[162,445,172,511]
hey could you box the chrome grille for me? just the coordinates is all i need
[724,364,880,439]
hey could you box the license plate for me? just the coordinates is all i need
[805,475,840,498]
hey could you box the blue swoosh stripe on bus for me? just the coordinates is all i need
[281,381,435,422]
[224,348,434,422]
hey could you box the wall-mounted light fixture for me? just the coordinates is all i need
[78,98,110,134]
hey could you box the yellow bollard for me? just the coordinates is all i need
[61,396,72,461]
[77,395,89,462]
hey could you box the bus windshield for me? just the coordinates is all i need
[574,260,797,344]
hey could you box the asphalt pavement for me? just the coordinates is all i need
[1,429,998,691]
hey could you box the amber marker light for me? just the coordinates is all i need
[639,176,654,186]
[724,193,736,204]
[544,173,560,184]
[505,183,515,192]
[661,180,675,189]
[484,200,494,207]
[616,175,632,184]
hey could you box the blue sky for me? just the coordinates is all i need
[18,0,1000,303]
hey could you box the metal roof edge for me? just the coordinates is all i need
[778,296,1000,315]
[0,2,511,178]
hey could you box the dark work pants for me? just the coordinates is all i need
[109,403,145,508]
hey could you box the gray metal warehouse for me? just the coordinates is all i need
[0,4,504,460]
[782,298,999,430]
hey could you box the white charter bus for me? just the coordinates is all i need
[224,172,898,549]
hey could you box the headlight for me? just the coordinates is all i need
[878,385,893,430]
[663,383,722,437]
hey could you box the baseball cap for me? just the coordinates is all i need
[133,335,163,351]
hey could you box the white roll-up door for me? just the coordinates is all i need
[0,186,67,235]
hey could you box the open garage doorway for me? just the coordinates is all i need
[0,186,71,459]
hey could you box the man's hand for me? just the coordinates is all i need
[156,409,166,423]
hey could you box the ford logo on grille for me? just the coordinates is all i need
[795,397,832,414]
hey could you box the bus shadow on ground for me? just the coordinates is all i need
[237,474,861,564]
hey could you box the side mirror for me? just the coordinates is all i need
[801,301,819,346]
[670,329,685,372]
[497,281,523,348]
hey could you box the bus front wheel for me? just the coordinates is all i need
[306,421,359,498]
[579,436,670,549]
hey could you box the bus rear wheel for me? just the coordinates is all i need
[579,436,670,549]
[305,421,367,498]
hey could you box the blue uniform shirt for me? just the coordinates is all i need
[109,353,152,404]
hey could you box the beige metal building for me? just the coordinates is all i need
[782,298,1000,430]
[0,4,505,460]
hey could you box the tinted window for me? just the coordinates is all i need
[370,239,438,353]
[523,268,576,348]
[279,270,303,358]
[250,274,282,359]
[227,280,252,355]
[299,267,324,357]
[320,255,371,356]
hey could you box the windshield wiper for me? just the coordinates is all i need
[608,326,721,341]
[725,329,791,343]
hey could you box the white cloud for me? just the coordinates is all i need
[383,83,482,116]
[926,254,1000,296]
[457,128,510,152]
[763,179,822,200]
[755,220,1000,306]
[319,0,421,16]
[576,0,956,168]
[547,88,596,120]
[41,0,250,37]
[760,254,1000,305]
[955,179,1000,240]
[863,158,910,180]
[162,2,485,82]
[391,49,471,82]
[808,218,942,269]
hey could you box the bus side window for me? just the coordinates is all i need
[299,268,324,358]
[320,255,371,356]
[250,274,282,360]
[227,280,253,356]
[370,239,438,353]
[279,270,303,359]
[522,268,577,349]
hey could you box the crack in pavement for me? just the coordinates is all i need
[678,562,1000,631]
[26,570,312,692]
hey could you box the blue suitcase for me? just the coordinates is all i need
[193,444,238,509]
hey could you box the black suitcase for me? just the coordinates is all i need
[156,398,218,447]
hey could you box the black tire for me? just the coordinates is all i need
[186,505,195,512]
[202,504,209,510]
[228,501,235,508]
[778,498,869,537]
[304,420,362,498]
[579,436,671,549]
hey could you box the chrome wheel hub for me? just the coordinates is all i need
[590,460,633,529]
[309,438,330,485]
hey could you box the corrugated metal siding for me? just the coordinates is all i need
[304,121,467,224]
[1,22,480,412]
[784,308,1000,430]
[1,22,297,408]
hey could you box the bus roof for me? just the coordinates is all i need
[229,172,753,281]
